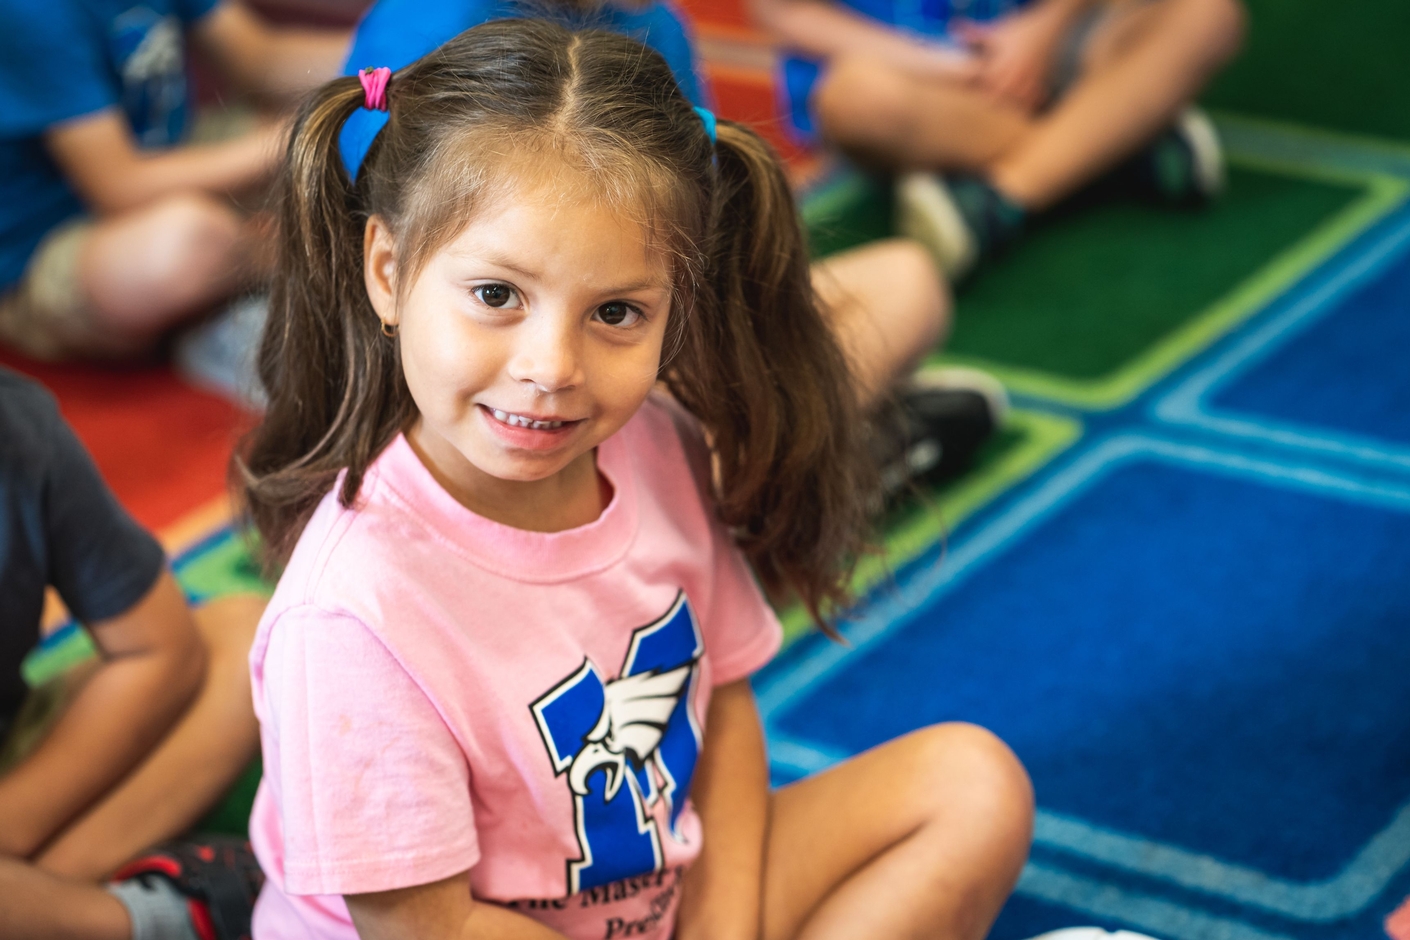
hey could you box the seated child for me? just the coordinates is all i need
[238,19,1037,939]
[756,0,1247,277]
[0,366,265,940]
[343,0,1009,494]
[0,0,348,361]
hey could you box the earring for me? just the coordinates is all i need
[380,320,398,338]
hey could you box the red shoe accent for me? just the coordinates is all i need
[112,855,182,881]
[187,899,218,940]
[196,844,217,863]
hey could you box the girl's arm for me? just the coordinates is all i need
[346,875,568,940]
[674,678,770,940]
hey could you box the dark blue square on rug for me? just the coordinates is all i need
[1211,252,1410,447]
[763,444,1410,891]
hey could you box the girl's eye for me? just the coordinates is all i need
[474,284,519,308]
[596,302,641,327]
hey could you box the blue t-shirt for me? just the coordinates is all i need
[0,0,221,290]
[339,0,707,177]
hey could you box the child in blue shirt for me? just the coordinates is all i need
[0,0,347,361]
[757,0,1247,278]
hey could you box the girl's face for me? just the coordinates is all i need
[364,173,673,525]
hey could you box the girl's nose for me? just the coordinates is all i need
[508,314,583,392]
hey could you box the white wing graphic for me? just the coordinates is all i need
[567,665,692,800]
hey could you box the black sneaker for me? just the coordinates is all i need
[111,836,265,940]
[1125,107,1225,206]
[873,367,1008,502]
[897,173,1027,280]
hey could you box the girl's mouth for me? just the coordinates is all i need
[488,407,565,430]
[479,404,582,450]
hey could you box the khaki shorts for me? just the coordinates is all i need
[0,218,143,361]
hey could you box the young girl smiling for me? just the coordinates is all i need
[241,19,1033,940]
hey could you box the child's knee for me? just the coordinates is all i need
[881,238,951,342]
[912,723,1035,842]
[1171,0,1246,64]
[147,194,243,270]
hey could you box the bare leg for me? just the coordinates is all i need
[0,857,129,940]
[813,0,1244,209]
[815,57,1031,172]
[37,595,264,882]
[811,239,951,406]
[78,194,260,343]
[763,723,1033,940]
[990,0,1246,208]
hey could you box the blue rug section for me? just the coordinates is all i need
[1213,249,1410,447]
[754,191,1410,940]
[765,450,1410,882]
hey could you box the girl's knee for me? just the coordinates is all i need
[910,723,1035,837]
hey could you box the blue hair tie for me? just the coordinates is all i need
[693,106,717,144]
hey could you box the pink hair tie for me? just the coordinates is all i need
[359,67,392,111]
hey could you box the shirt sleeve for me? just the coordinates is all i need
[703,531,783,686]
[0,3,122,137]
[39,398,165,625]
[260,606,480,896]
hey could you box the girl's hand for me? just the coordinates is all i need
[952,4,1069,110]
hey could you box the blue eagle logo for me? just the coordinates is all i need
[531,592,703,895]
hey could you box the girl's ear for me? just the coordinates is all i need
[364,215,400,328]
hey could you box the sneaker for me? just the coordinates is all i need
[872,366,1009,501]
[173,294,269,409]
[111,836,265,940]
[1026,929,1161,940]
[1128,106,1225,206]
[896,173,1027,280]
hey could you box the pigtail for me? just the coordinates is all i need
[238,77,416,571]
[668,121,877,629]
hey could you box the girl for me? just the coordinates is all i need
[241,19,1033,940]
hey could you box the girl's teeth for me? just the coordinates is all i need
[489,408,563,430]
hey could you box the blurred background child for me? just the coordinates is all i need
[756,0,1246,277]
[0,367,264,940]
[0,0,347,361]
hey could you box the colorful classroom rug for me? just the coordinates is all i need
[759,139,1410,940]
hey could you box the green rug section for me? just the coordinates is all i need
[1203,0,1410,143]
[802,167,894,259]
[935,162,1404,407]
[779,408,1081,644]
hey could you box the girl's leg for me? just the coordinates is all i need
[762,723,1033,940]
[36,595,264,882]
[988,0,1246,209]
[811,239,951,406]
[0,857,128,940]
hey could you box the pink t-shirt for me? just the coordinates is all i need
[248,396,782,940]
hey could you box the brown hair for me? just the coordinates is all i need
[239,18,876,626]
